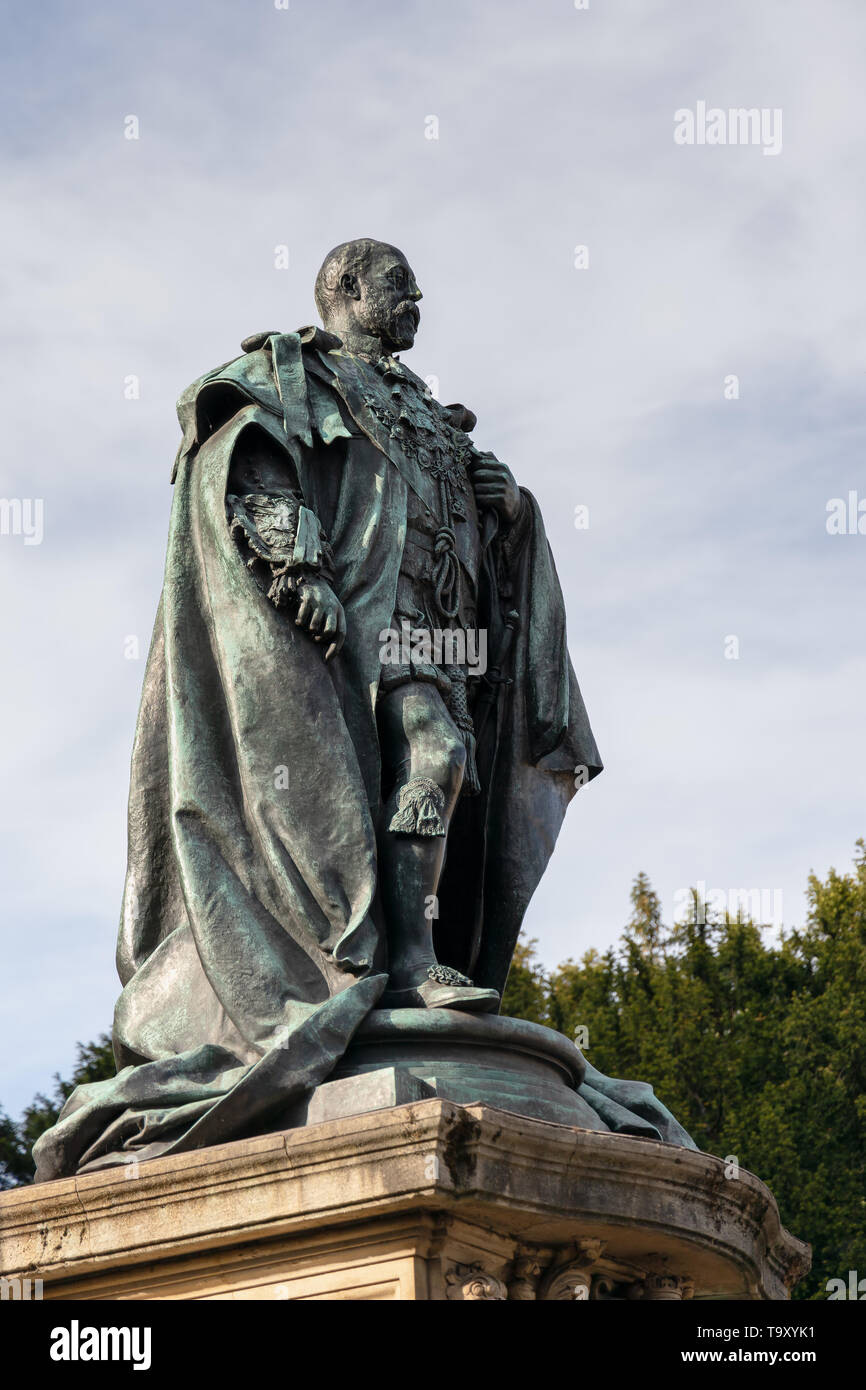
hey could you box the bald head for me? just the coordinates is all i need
[314,238,422,355]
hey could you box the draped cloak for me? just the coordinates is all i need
[33,328,694,1180]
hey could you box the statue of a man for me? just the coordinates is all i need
[302,241,569,1012]
[33,239,609,1178]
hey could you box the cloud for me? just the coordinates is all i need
[1,0,864,1112]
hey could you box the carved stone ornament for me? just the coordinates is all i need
[638,1271,695,1301]
[542,1268,592,1301]
[445,1263,508,1301]
[507,1253,543,1301]
[538,1239,606,1301]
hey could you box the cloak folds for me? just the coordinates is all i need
[33,329,693,1181]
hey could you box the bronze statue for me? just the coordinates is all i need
[34,240,696,1180]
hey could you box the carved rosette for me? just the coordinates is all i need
[538,1239,605,1301]
[542,1268,592,1301]
[445,1263,508,1301]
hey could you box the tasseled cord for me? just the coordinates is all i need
[459,726,481,796]
[447,672,481,796]
[388,777,447,836]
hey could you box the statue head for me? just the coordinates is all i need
[314,239,422,354]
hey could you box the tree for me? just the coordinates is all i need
[0,1034,115,1188]
[624,870,666,964]
[750,844,866,1299]
[500,936,549,1024]
[505,846,866,1301]
[0,1108,33,1189]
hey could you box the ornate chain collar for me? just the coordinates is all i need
[362,378,472,513]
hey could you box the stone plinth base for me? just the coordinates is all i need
[283,1009,597,1131]
[0,1101,808,1300]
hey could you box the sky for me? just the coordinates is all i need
[1,0,864,1116]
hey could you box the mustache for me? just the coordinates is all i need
[391,300,420,329]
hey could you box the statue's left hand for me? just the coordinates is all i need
[294,577,346,661]
[468,453,522,527]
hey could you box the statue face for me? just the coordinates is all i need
[347,246,422,352]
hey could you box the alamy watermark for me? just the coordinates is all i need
[826,491,866,535]
[50,1321,152,1369]
[826,1271,866,1300]
[673,881,783,928]
[378,621,487,676]
[1,1276,43,1300]
[674,102,782,157]
[0,497,43,545]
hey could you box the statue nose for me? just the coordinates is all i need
[410,285,422,302]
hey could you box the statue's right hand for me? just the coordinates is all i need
[294,577,346,661]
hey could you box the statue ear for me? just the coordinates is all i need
[339,272,361,300]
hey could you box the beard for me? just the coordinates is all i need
[386,300,420,348]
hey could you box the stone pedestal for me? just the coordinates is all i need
[281,1008,601,1130]
[0,1099,809,1300]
